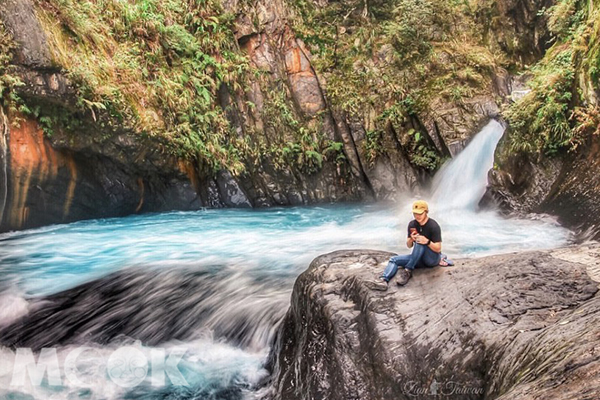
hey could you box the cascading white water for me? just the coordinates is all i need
[405,118,570,258]
[430,119,504,211]
[0,119,572,400]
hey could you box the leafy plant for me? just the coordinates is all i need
[35,0,253,171]
[324,140,346,164]
[365,129,384,165]
[0,21,24,116]
[506,0,599,157]
[384,0,435,65]
[407,128,440,170]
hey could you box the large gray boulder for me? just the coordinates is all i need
[267,245,600,399]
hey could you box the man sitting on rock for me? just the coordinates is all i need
[366,200,444,290]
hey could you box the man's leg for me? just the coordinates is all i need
[367,246,435,290]
[366,254,410,291]
[395,244,430,286]
[393,243,432,270]
[420,247,442,268]
[404,244,427,270]
[381,254,411,282]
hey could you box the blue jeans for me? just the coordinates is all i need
[381,244,441,282]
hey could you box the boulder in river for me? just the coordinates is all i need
[267,245,600,399]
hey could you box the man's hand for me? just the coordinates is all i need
[407,232,419,248]
[414,235,429,245]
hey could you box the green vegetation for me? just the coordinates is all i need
[260,87,334,175]
[506,48,576,155]
[16,0,348,176]
[0,21,24,117]
[407,128,441,170]
[35,0,250,172]
[288,0,502,170]
[17,102,84,137]
[506,0,600,156]
[7,0,591,177]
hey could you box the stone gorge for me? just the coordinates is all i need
[2,0,596,236]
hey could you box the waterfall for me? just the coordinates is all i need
[430,119,505,211]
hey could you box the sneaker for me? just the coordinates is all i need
[365,278,388,291]
[396,269,412,286]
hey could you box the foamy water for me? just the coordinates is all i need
[0,119,573,400]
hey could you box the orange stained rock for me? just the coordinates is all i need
[135,177,144,213]
[285,46,313,77]
[8,114,77,228]
[177,159,200,194]
[242,34,272,71]
[63,153,77,220]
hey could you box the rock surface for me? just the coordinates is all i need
[0,112,205,231]
[483,134,600,240]
[481,0,554,65]
[267,246,600,399]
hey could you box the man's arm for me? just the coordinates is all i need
[428,240,442,253]
[414,235,442,253]
[406,223,417,248]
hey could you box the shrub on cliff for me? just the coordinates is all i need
[288,0,502,171]
[0,21,23,116]
[30,0,249,172]
[506,0,600,156]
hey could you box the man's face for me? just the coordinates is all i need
[413,212,427,224]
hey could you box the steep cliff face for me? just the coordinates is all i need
[219,0,375,205]
[0,0,565,232]
[267,247,600,399]
[483,0,600,239]
[0,0,377,232]
[485,133,600,239]
[0,111,206,231]
[479,0,555,64]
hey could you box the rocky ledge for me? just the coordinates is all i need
[266,245,600,399]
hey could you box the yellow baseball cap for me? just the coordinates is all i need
[411,200,429,214]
